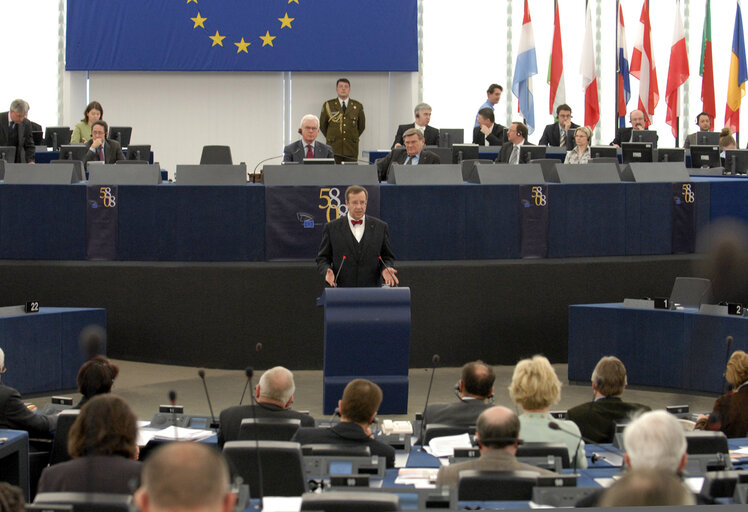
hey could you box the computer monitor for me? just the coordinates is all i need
[519,145,546,163]
[0,146,16,163]
[109,126,132,147]
[689,145,721,168]
[44,127,72,150]
[696,131,720,146]
[590,146,618,159]
[631,130,658,147]
[126,144,151,161]
[724,149,748,174]
[657,148,685,163]
[438,128,464,148]
[621,142,653,164]
[451,144,479,163]
[59,144,89,161]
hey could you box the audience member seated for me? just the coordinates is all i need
[683,112,713,149]
[75,355,119,409]
[83,120,125,167]
[472,108,506,146]
[292,378,395,468]
[497,122,530,164]
[376,128,440,182]
[283,114,334,162]
[599,469,695,507]
[0,99,35,163]
[0,347,57,437]
[539,104,579,147]
[610,109,658,147]
[508,355,586,468]
[424,360,494,430]
[218,366,315,447]
[695,350,748,437]
[71,101,104,144]
[563,126,592,164]
[720,127,737,153]
[36,394,141,494]
[435,406,556,488]
[566,356,650,443]
[392,102,439,148]
[0,483,24,512]
[134,442,236,512]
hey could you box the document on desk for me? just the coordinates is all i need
[395,468,438,488]
[262,497,302,512]
[152,426,214,441]
[426,433,473,458]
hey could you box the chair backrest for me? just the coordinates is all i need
[223,440,306,498]
[423,424,474,445]
[670,277,712,307]
[49,159,84,182]
[33,492,132,512]
[237,417,301,441]
[200,145,233,165]
[301,491,399,512]
[516,442,571,469]
[49,409,81,465]
[457,470,539,501]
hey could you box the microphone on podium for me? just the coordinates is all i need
[333,255,347,286]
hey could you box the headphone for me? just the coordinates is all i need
[298,128,302,134]
[415,112,420,119]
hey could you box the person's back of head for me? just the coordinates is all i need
[598,468,695,506]
[0,482,24,512]
[476,406,520,450]
[135,442,236,512]
[340,378,382,424]
[509,355,561,411]
[68,394,138,459]
[591,356,627,396]
[623,410,687,473]
[257,366,295,406]
[726,350,748,387]
[77,355,119,400]
[461,360,495,399]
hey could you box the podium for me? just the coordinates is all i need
[317,287,411,414]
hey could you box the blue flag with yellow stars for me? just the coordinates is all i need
[66,0,417,71]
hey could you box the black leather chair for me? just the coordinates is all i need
[49,409,81,465]
[237,417,301,442]
[301,491,399,512]
[223,440,306,498]
[300,444,371,457]
[457,470,539,500]
[516,442,571,469]
[670,277,712,307]
[200,145,233,165]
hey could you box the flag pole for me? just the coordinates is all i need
[615,0,620,131]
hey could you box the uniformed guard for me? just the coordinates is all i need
[320,78,366,164]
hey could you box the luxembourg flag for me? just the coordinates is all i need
[630,0,659,127]
[617,1,631,128]
[581,2,599,129]
[513,0,538,135]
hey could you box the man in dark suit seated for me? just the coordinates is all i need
[497,122,531,164]
[424,360,494,429]
[0,348,57,437]
[0,98,35,163]
[83,120,125,168]
[610,109,658,147]
[377,128,441,182]
[283,114,335,162]
[391,102,439,148]
[435,406,556,488]
[217,366,315,446]
[472,108,506,146]
[538,104,579,148]
[566,356,650,443]
[292,379,396,468]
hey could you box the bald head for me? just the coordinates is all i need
[460,360,495,399]
[476,406,520,451]
[257,366,295,407]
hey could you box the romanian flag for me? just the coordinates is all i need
[725,1,748,135]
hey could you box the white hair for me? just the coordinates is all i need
[299,114,320,128]
[623,410,687,472]
[258,366,295,405]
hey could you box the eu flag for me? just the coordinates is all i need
[66,0,417,72]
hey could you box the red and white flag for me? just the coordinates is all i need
[630,0,659,126]
[580,1,599,129]
[666,0,689,138]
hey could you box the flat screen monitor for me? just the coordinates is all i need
[126,144,151,161]
[621,142,653,164]
[590,146,618,159]
[451,144,479,164]
[303,158,336,165]
[519,145,546,163]
[657,148,685,163]
[109,126,132,147]
[438,128,464,148]
[44,126,72,149]
[631,130,658,147]
[689,145,721,168]
[724,149,748,174]
[696,131,720,146]
[59,144,89,161]
[0,146,16,163]
[424,146,452,164]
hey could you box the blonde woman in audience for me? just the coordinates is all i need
[509,354,587,468]
[563,126,592,164]
[695,350,748,437]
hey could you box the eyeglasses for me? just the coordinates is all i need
[348,201,367,206]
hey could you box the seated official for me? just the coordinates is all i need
[0,347,57,437]
[392,102,439,148]
[539,104,579,148]
[83,120,125,167]
[424,360,494,430]
[509,355,587,468]
[218,366,315,447]
[292,379,395,468]
[37,394,141,494]
[695,350,748,437]
[683,112,713,149]
[376,128,440,182]
[566,356,650,443]
[563,126,592,164]
[472,108,506,146]
[283,114,334,162]
[610,109,658,147]
[435,406,556,488]
[497,122,531,164]
[74,355,119,409]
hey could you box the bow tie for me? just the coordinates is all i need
[351,219,363,226]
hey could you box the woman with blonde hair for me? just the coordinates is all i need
[695,350,748,437]
[509,355,587,468]
[563,126,592,164]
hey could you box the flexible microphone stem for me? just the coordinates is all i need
[418,355,440,450]
[333,255,346,287]
[246,367,264,510]
[378,256,397,287]
[168,390,178,440]
[198,369,218,429]
[548,421,623,467]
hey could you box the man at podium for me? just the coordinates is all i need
[316,185,398,287]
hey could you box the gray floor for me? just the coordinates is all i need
[27,360,719,422]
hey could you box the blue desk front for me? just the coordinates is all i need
[0,429,30,500]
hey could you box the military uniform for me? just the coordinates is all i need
[320,98,365,163]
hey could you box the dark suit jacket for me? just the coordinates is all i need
[376,148,441,182]
[472,124,506,146]
[218,402,316,446]
[709,385,748,438]
[497,141,533,163]
[424,399,490,428]
[37,455,141,494]
[83,139,125,166]
[292,421,395,468]
[610,127,659,147]
[316,215,395,288]
[283,140,335,163]
[566,397,651,444]
[392,123,440,148]
[0,112,35,163]
[0,384,56,437]
[538,122,579,148]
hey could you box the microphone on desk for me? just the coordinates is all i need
[378,256,398,287]
[418,354,440,450]
[239,366,254,405]
[548,421,623,472]
[198,369,218,429]
[168,390,179,439]
[333,255,346,287]
[252,154,283,176]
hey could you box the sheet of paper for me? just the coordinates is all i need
[261,497,302,512]
[426,433,473,458]
[684,477,704,494]
[395,468,439,488]
[152,425,214,441]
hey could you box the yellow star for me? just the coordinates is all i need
[190,12,207,29]
[209,30,225,47]
[288,0,299,3]
[278,13,295,29]
[235,37,251,53]
[260,31,276,47]
[186,0,197,3]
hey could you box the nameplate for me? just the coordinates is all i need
[25,301,40,313]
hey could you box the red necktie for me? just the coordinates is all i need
[306,144,314,159]
[98,146,105,161]
[351,219,363,226]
